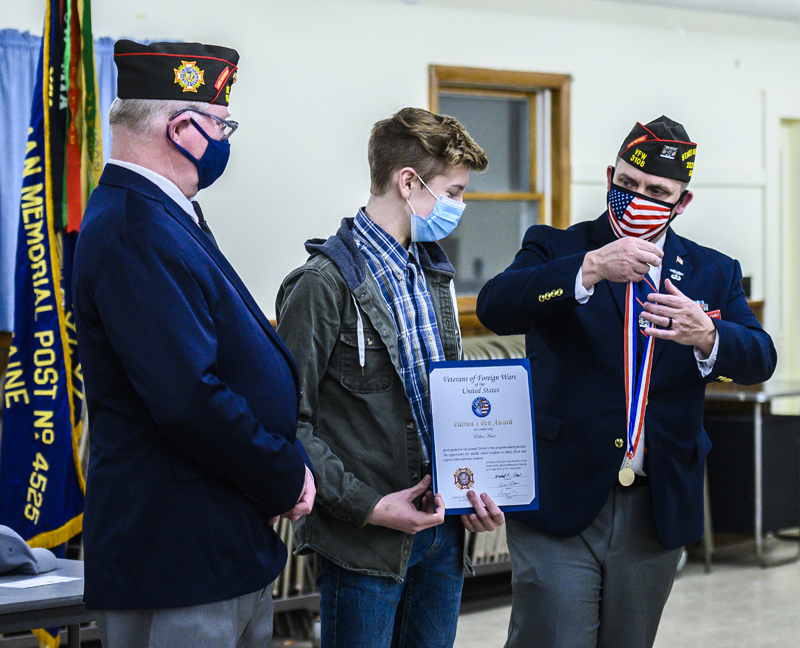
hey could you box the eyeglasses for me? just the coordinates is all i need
[169,108,239,141]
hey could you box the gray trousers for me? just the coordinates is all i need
[94,584,274,648]
[505,485,682,648]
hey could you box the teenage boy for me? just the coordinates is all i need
[276,107,504,648]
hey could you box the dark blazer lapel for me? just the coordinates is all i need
[652,228,690,367]
[166,203,300,381]
[100,165,299,382]
[589,213,626,320]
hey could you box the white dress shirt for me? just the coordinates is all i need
[107,159,199,225]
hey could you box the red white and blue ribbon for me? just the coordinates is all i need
[623,276,657,468]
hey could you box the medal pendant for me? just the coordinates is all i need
[618,467,636,487]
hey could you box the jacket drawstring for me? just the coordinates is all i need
[351,294,365,375]
[449,279,463,360]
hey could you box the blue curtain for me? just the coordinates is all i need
[0,30,40,333]
[0,30,117,333]
[95,37,117,166]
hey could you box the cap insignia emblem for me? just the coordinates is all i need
[660,145,678,160]
[174,60,205,93]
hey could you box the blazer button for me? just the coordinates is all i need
[615,438,624,448]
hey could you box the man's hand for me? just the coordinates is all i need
[641,279,717,356]
[582,238,663,288]
[461,491,505,533]
[367,474,445,534]
[281,465,316,522]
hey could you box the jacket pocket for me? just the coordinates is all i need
[338,328,394,394]
[534,410,563,442]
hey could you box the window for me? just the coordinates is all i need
[429,66,570,335]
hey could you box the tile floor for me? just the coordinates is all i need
[270,535,800,648]
[452,535,800,648]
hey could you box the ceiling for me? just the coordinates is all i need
[604,0,800,21]
[400,0,800,22]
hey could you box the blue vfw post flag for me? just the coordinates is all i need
[0,0,101,645]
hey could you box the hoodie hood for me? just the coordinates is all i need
[304,214,455,293]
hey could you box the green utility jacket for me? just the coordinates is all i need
[275,217,469,581]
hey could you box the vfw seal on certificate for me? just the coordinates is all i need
[454,467,475,490]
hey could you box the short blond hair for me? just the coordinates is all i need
[368,107,488,195]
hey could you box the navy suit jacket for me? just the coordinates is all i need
[73,164,308,609]
[477,214,777,549]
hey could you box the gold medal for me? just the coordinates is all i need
[618,467,635,487]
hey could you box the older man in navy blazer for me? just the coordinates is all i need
[477,116,776,648]
[72,40,314,648]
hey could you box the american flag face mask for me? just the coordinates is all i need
[607,181,683,241]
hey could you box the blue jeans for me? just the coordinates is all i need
[316,517,464,648]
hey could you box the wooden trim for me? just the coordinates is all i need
[432,66,571,92]
[430,65,571,230]
[465,192,544,202]
[429,68,440,114]
[529,92,538,196]
[457,296,490,337]
[550,76,571,230]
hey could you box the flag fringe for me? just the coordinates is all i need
[27,513,83,549]
[32,627,61,648]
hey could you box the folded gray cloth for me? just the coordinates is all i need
[0,525,57,575]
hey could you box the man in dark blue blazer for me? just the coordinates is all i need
[477,116,776,648]
[72,40,314,648]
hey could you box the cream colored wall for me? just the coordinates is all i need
[4,0,800,382]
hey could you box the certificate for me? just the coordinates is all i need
[428,358,537,515]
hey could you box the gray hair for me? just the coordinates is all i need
[108,98,208,136]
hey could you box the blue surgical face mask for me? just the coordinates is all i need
[170,118,230,190]
[406,174,466,242]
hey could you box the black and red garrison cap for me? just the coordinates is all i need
[618,116,696,183]
[114,40,238,106]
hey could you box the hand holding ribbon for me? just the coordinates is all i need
[640,279,717,356]
[581,237,663,289]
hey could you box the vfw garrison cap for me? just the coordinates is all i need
[114,40,239,106]
[618,116,696,183]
